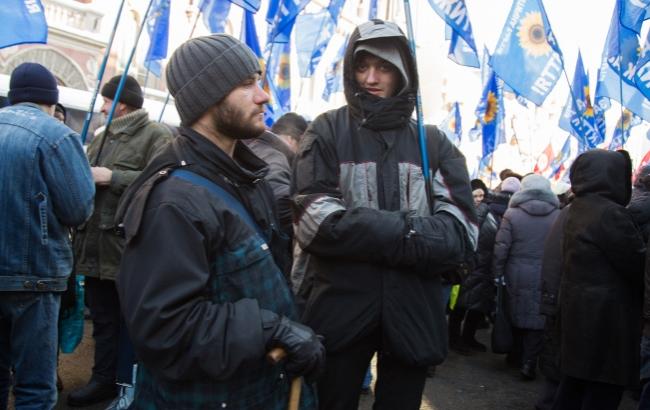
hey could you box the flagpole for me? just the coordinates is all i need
[158,9,202,123]
[402,0,433,214]
[80,0,126,144]
[93,0,156,166]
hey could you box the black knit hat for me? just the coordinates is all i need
[166,34,261,125]
[101,74,144,109]
[8,62,59,106]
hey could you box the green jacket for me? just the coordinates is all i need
[74,109,172,280]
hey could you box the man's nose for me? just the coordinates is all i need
[255,84,270,104]
[366,67,379,83]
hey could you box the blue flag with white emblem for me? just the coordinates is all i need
[144,0,170,77]
[634,30,650,100]
[264,41,291,125]
[267,0,310,43]
[558,52,603,148]
[230,0,261,13]
[322,37,347,101]
[609,109,642,150]
[491,0,563,106]
[428,0,479,68]
[0,0,48,49]
[294,0,345,77]
[199,0,231,34]
[440,102,463,146]
[603,1,641,87]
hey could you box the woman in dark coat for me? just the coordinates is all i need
[553,149,645,410]
[492,174,560,380]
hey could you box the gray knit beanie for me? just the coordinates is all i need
[166,34,261,126]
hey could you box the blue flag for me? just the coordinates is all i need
[199,0,231,34]
[491,0,563,106]
[620,0,650,33]
[368,0,378,19]
[549,136,571,180]
[242,10,262,59]
[428,0,479,68]
[144,0,170,77]
[634,30,650,99]
[267,0,310,43]
[596,51,650,122]
[0,0,48,49]
[295,0,344,78]
[604,1,641,87]
[558,52,603,148]
[440,102,463,146]
[264,42,291,125]
[230,0,261,13]
[322,37,347,101]
[476,70,505,159]
[609,109,642,150]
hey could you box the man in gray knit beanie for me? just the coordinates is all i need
[113,34,324,409]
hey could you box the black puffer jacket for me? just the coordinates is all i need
[291,20,477,367]
[560,149,645,387]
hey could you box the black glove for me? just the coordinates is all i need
[261,309,325,381]
[392,212,467,274]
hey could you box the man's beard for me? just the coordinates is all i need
[211,100,265,140]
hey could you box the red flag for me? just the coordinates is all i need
[534,143,554,175]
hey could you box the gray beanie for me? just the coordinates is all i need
[166,34,261,125]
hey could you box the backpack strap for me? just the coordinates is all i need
[171,169,267,242]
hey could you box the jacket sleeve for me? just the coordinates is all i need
[116,200,266,381]
[292,116,468,273]
[540,206,569,317]
[111,126,172,195]
[492,211,513,280]
[42,131,95,227]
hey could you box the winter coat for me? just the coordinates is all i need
[74,109,172,280]
[488,190,514,226]
[456,203,499,313]
[538,205,570,381]
[291,20,478,367]
[559,149,645,387]
[115,128,313,409]
[492,188,560,330]
[629,188,650,243]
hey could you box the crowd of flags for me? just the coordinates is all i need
[5,0,650,181]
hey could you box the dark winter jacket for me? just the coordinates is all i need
[559,149,645,387]
[456,203,498,313]
[115,128,313,409]
[538,205,570,382]
[291,20,478,367]
[488,190,514,226]
[492,187,560,330]
[629,188,650,243]
[74,109,172,280]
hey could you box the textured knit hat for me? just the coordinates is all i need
[8,62,59,105]
[166,34,261,125]
[101,74,144,109]
[501,176,521,193]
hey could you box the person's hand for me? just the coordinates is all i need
[261,310,325,381]
[91,167,112,186]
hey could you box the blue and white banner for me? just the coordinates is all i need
[294,0,344,77]
[491,0,563,106]
[609,109,642,150]
[266,0,310,43]
[475,69,505,159]
[0,0,48,49]
[620,0,650,33]
[634,30,650,100]
[322,37,347,101]
[597,52,650,122]
[428,0,479,68]
[440,102,462,146]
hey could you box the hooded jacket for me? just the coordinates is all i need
[291,20,477,366]
[492,177,560,330]
[560,149,645,387]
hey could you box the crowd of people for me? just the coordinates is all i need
[0,18,649,410]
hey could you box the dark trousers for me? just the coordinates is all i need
[511,327,544,366]
[317,330,428,410]
[551,375,624,410]
[85,277,120,385]
[448,307,484,342]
